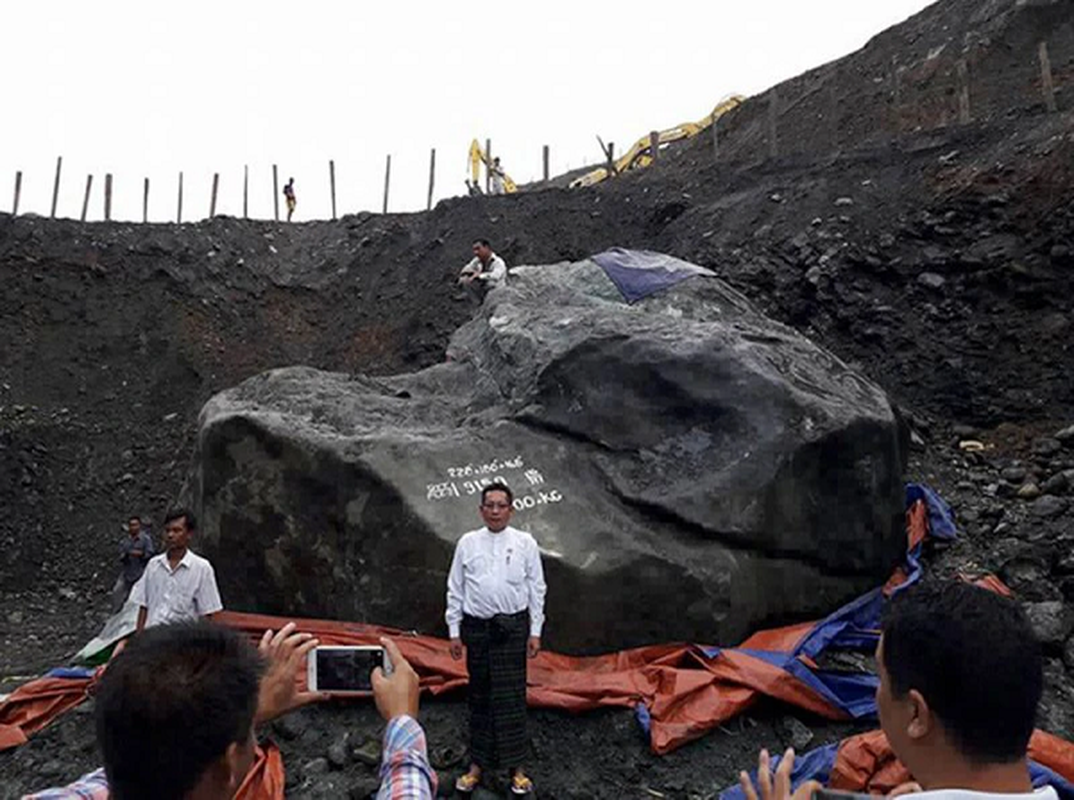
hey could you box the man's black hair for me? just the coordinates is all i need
[164,507,197,530]
[473,238,492,249]
[481,481,513,505]
[881,581,1042,764]
[96,623,263,799]
[128,515,140,524]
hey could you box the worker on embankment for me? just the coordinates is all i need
[283,177,297,222]
[489,157,506,195]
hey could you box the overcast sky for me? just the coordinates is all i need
[1,1,934,223]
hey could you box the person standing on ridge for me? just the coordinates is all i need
[283,177,296,222]
[446,482,547,796]
[489,157,506,195]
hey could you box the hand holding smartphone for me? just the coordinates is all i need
[307,645,393,695]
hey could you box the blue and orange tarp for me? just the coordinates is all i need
[3,484,1073,799]
[721,729,1074,800]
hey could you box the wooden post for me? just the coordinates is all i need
[606,142,615,175]
[243,165,249,219]
[329,160,337,220]
[1039,41,1057,113]
[210,172,219,218]
[143,178,149,223]
[51,156,63,218]
[768,91,779,158]
[81,175,93,222]
[382,154,391,214]
[177,171,184,223]
[104,174,113,221]
[543,145,549,181]
[12,171,21,215]
[650,130,660,162]
[426,148,436,211]
[485,138,491,193]
[957,59,971,124]
[272,164,280,221]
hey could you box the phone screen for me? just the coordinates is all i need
[315,648,383,692]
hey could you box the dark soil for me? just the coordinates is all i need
[3,0,1074,795]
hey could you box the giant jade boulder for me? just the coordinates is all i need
[190,250,906,651]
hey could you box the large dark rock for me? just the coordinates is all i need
[189,252,907,651]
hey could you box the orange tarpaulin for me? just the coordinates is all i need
[0,672,96,751]
[236,743,285,800]
[830,729,1074,793]
[217,610,840,755]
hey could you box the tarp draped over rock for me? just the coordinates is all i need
[191,249,908,652]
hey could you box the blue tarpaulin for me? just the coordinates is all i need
[591,248,715,303]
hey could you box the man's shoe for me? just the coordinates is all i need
[510,772,535,795]
[455,772,480,794]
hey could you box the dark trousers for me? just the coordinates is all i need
[461,610,529,770]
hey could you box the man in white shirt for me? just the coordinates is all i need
[446,482,547,797]
[458,238,507,306]
[489,157,506,195]
[739,581,1056,800]
[131,508,223,632]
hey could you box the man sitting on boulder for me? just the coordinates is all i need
[458,238,507,306]
[738,581,1053,800]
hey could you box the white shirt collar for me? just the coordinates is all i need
[162,548,194,573]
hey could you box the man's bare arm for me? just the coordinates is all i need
[136,606,148,632]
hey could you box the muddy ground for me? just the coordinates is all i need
[2,0,1074,795]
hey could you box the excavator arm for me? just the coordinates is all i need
[469,140,518,193]
[570,95,745,189]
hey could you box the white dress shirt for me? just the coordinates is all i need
[915,788,1057,800]
[445,525,547,638]
[129,549,224,628]
[460,254,507,287]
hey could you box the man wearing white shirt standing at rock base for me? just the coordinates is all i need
[446,481,547,797]
[131,508,223,632]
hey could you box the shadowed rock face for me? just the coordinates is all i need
[190,252,907,652]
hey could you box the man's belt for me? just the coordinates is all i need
[463,610,529,642]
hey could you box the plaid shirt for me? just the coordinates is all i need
[377,715,437,800]
[23,717,435,800]
[22,768,108,799]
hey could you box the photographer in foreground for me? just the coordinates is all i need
[26,625,435,799]
[739,581,1055,800]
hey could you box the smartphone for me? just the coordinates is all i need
[307,646,392,695]
[813,790,873,800]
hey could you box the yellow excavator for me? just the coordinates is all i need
[569,95,745,189]
[469,140,518,194]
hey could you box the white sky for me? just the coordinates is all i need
[1,1,934,223]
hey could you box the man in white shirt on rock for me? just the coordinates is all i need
[739,581,1057,800]
[446,482,546,797]
[131,508,223,632]
[458,238,507,306]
